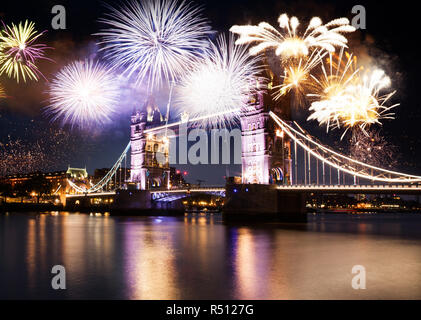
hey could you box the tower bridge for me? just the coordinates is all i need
[65,81,421,219]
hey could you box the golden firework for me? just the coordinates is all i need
[0,20,51,83]
[274,49,325,102]
[307,50,398,138]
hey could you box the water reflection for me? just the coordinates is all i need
[234,228,269,299]
[123,218,178,299]
[1,212,421,299]
[4,213,119,299]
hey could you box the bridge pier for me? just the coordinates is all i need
[223,184,307,222]
[112,190,184,215]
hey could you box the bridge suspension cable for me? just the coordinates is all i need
[68,142,131,194]
[143,108,242,134]
[270,111,421,184]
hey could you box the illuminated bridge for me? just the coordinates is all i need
[66,188,225,202]
[66,111,421,198]
[66,184,421,202]
[65,89,421,207]
[150,188,225,202]
[276,184,421,195]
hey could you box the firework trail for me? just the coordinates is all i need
[97,0,213,91]
[230,13,355,60]
[307,51,399,139]
[0,20,52,83]
[45,59,120,128]
[176,34,263,128]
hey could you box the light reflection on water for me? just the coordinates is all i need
[1,212,421,299]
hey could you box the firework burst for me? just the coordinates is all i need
[274,49,326,101]
[46,60,120,128]
[97,0,213,90]
[0,20,51,83]
[176,34,263,128]
[230,13,355,60]
[307,51,399,138]
[307,50,359,128]
[349,128,397,169]
[341,69,397,128]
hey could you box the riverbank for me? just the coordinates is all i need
[2,202,421,217]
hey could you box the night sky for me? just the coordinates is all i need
[0,0,420,185]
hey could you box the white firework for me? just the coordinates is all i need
[176,34,263,128]
[230,13,355,59]
[97,0,213,91]
[46,60,120,128]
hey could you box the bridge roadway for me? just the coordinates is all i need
[65,188,226,200]
[65,184,421,200]
[275,184,421,195]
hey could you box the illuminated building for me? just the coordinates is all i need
[0,167,89,203]
[1,167,87,190]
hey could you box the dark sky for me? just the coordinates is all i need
[0,0,420,184]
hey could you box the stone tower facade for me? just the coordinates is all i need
[240,80,292,185]
[130,97,170,190]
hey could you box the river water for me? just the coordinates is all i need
[1,212,421,299]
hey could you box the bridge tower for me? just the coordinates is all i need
[240,79,292,185]
[130,97,170,190]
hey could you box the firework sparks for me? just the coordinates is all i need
[45,60,120,128]
[0,82,5,99]
[307,51,399,138]
[176,34,263,128]
[274,49,325,101]
[307,50,359,128]
[0,127,77,177]
[349,129,397,168]
[230,13,355,60]
[97,0,213,90]
[0,20,51,83]
[341,69,397,128]
[0,138,45,177]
